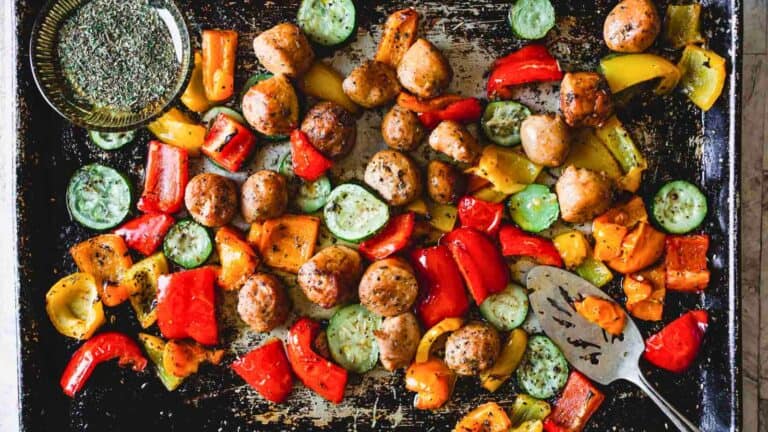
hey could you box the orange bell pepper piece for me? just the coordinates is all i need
[592,196,648,261]
[573,296,626,336]
[396,92,466,113]
[215,226,259,291]
[665,235,710,292]
[257,215,320,273]
[202,29,238,102]
[70,234,133,306]
[405,357,456,410]
[162,339,224,378]
[375,8,420,68]
[454,402,512,432]
[623,265,665,321]
[607,222,666,274]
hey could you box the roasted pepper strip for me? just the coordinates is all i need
[454,402,512,432]
[232,339,294,404]
[480,328,528,392]
[457,196,504,237]
[499,225,564,267]
[599,54,681,95]
[553,231,590,269]
[70,234,133,307]
[418,98,483,129]
[157,267,219,346]
[664,234,710,291]
[411,245,470,328]
[256,215,320,273]
[397,92,465,113]
[375,8,420,68]
[644,310,708,373]
[299,62,360,113]
[405,357,455,410]
[545,371,605,432]
[162,339,224,378]
[137,333,184,391]
[215,226,259,291]
[575,257,614,288]
[427,203,458,233]
[359,212,416,261]
[290,129,333,182]
[415,317,464,363]
[147,109,206,156]
[592,196,649,261]
[286,317,348,403]
[664,4,705,49]
[202,29,237,102]
[46,273,105,340]
[467,146,542,195]
[202,113,257,173]
[60,332,147,397]
[442,227,510,305]
[623,264,665,321]
[181,51,213,113]
[677,45,727,111]
[487,45,563,100]
[594,117,647,192]
[607,222,666,274]
[573,296,626,336]
[114,213,175,256]
[137,140,189,214]
[122,253,168,328]
[510,394,551,427]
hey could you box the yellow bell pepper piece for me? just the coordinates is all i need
[45,273,105,340]
[509,394,551,427]
[677,45,727,111]
[298,61,360,114]
[553,231,590,269]
[576,257,614,288]
[453,402,512,432]
[472,186,509,203]
[70,234,133,307]
[181,52,213,113]
[595,116,648,192]
[416,317,464,363]
[147,108,206,156]
[428,203,458,233]
[467,145,542,194]
[405,198,429,215]
[122,253,169,329]
[138,333,185,391]
[564,128,623,180]
[600,54,681,95]
[664,4,705,49]
[479,329,528,392]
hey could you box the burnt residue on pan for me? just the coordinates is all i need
[14,0,741,431]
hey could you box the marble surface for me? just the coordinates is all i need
[1,1,765,431]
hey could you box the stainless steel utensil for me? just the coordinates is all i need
[526,265,701,432]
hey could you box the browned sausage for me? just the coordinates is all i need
[555,166,614,223]
[359,258,418,317]
[300,101,357,159]
[428,120,481,164]
[364,150,422,206]
[426,160,465,204]
[184,173,238,227]
[397,39,452,98]
[444,321,501,376]
[242,74,299,137]
[603,0,661,53]
[520,114,571,167]
[253,23,314,77]
[560,72,614,128]
[240,170,288,223]
[375,312,421,371]
[297,245,362,308]
[237,273,290,332]
[342,60,401,108]
[381,105,425,151]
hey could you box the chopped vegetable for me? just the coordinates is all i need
[255,215,320,273]
[508,0,556,40]
[181,52,213,113]
[122,253,169,328]
[290,129,333,182]
[202,113,257,173]
[162,339,223,378]
[652,180,707,234]
[457,196,504,236]
[327,304,382,373]
[563,128,623,181]
[664,4,705,49]
[479,284,529,331]
[396,92,465,113]
[417,97,483,129]
[138,333,184,391]
[45,273,105,340]
[114,213,175,256]
[664,234,710,291]
[599,54,681,95]
[499,225,564,267]
[232,339,294,404]
[573,296,626,336]
[677,45,726,111]
[592,196,648,261]
[60,332,147,397]
[299,62,360,113]
[375,8,420,67]
[644,310,708,373]
[157,267,219,346]
[215,226,259,291]
[468,145,542,194]
[70,234,133,306]
[297,175,332,213]
[147,108,207,156]
[607,221,666,274]
[89,130,135,151]
[405,357,455,410]
[202,29,238,102]
[442,227,510,305]
[480,328,528,392]
[487,45,563,99]
[575,257,614,288]
[553,231,590,269]
[297,0,356,46]
[286,317,348,403]
[415,317,464,363]
[163,219,213,269]
[623,264,665,321]
[508,184,559,233]
[546,371,605,432]
[137,140,189,214]
[202,106,246,126]
[67,164,132,231]
[509,394,551,426]
[454,402,512,432]
[359,212,415,261]
[324,184,390,242]
[411,245,470,328]
[517,335,568,399]
[482,100,532,146]
[427,202,458,232]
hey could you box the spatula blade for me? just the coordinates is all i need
[526,266,645,385]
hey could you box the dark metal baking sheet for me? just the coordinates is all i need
[13,0,742,431]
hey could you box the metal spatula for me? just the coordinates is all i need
[526,266,701,432]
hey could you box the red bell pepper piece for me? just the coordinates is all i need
[546,371,605,432]
[487,45,563,100]
[664,235,710,292]
[202,113,257,172]
[232,339,294,404]
[290,130,333,182]
[644,310,708,373]
[418,97,483,129]
[498,225,564,267]
[137,140,189,214]
[286,317,348,403]
[113,213,175,256]
[358,212,416,261]
[410,245,470,328]
[457,196,504,236]
[157,267,219,346]
[60,332,147,397]
[441,227,509,305]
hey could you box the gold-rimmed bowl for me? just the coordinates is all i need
[30,0,192,132]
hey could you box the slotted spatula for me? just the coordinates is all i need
[526,266,701,432]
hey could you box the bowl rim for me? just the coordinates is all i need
[28,0,194,133]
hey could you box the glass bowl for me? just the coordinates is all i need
[29,0,192,132]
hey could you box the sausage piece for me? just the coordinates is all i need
[237,273,290,332]
[426,160,465,205]
[428,120,481,165]
[397,39,452,98]
[359,258,418,317]
[603,0,661,53]
[300,101,357,159]
[342,60,401,108]
[520,114,571,167]
[555,166,613,223]
[298,245,362,308]
[242,74,299,137]
[240,170,288,223]
[381,105,425,151]
[444,321,501,376]
[560,72,614,128]
[184,173,238,227]
[253,23,314,77]
[375,313,421,371]
[364,150,422,206]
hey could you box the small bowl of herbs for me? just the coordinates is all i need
[30,0,192,132]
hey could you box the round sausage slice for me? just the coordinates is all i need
[555,166,613,223]
[397,39,452,98]
[520,114,571,167]
[300,101,357,159]
[444,321,501,376]
[359,258,419,317]
[381,105,425,151]
[237,273,290,332]
[603,0,661,53]
[428,120,481,165]
[253,23,314,77]
[426,160,465,205]
[364,150,422,206]
[242,74,299,137]
[375,313,421,371]
[298,245,362,308]
[559,72,614,128]
[240,170,288,223]
[184,173,238,228]
[342,60,401,109]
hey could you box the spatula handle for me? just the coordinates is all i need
[629,371,701,432]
